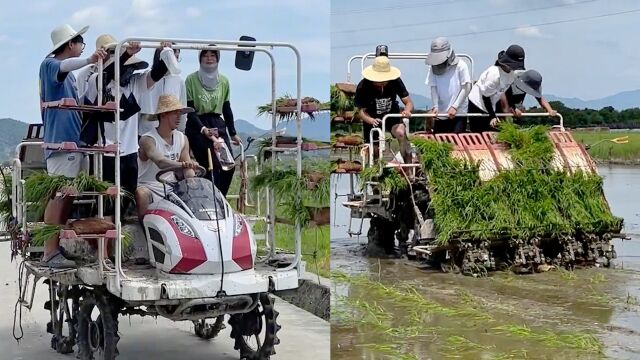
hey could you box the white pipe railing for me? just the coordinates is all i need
[370,112,564,171]
[112,37,303,286]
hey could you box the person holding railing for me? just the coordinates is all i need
[354,56,414,162]
[185,46,240,196]
[495,69,557,119]
[425,37,472,134]
[138,42,187,136]
[467,45,525,132]
[82,35,173,218]
[39,24,107,267]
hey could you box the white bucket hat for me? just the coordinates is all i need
[361,56,401,82]
[49,24,89,54]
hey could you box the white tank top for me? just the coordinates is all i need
[138,128,185,194]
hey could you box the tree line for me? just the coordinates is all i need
[522,101,640,129]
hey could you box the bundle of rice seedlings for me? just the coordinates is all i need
[30,223,132,250]
[251,160,330,227]
[29,224,63,247]
[23,171,131,219]
[407,124,620,245]
[257,95,329,122]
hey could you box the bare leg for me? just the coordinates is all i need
[392,123,410,163]
[135,187,153,223]
[42,186,77,261]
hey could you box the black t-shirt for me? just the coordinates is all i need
[354,78,409,119]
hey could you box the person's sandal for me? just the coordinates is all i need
[42,253,76,269]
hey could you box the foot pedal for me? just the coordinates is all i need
[44,300,60,311]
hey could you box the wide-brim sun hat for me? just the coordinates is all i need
[155,94,194,115]
[96,34,132,67]
[50,24,89,54]
[497,44,525,71]
[362,56,401,82]
[425,37,458,66]
[512,69,543,98]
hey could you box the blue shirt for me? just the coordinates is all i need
[39,57,82,159]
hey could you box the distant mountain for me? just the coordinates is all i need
[410,93,431,110]
[413,89,639,111]
[0,118,28,163]
[234,119,269,137]
[276,112,330,142]
[542,90,639,110]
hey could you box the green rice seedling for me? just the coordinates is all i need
[29,224,63,247]
[492,324,603,353]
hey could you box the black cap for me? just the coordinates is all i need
[497,44,525,71]
[376,45,389,57]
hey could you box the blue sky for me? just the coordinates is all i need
[331,0,640,103]
[0,0,329,128]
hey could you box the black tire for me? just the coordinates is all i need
[229,293,281,360]
[367,217,396,257]
[51,284,79,354]
[76,290,120,360]
[194,316,226,340]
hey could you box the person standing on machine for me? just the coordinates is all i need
[185,46,241,196]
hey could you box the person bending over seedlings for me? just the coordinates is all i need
[136,94,200,220]
[425,37,472,134]
[467,45,525,132]
[355,56,414,163]
[495,69,557,120]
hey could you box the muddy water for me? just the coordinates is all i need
[330,166,640,360]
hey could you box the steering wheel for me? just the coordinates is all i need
[155,164,206,185]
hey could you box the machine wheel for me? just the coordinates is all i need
[229,293,281,360]
[194,316,226,339]
[367,217,396,257]
[49,284,80,354]
[76,290,120,360]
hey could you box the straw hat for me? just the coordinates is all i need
[95,34,118,50]
[155,94,194,115]
[361,56,401,82]
[49,24,89,54]
[96,34,147,69]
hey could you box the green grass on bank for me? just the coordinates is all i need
[572,130,640,163]
[228,172,330,277]
[254,221,330,278]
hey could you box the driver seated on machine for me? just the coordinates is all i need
[136,94,201,222]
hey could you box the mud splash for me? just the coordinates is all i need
[330,166,640,359]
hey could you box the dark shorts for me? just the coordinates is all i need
[433,117,467,134]
[468,101,493,133]
[102,152,138,216]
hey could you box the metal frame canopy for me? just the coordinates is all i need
[101,37,305,291]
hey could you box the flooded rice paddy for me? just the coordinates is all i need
[330,166,640,360]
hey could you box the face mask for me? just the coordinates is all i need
[198,62,219,90]
[432,62,449,75]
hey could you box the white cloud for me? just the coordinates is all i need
[514,25,544,38]
[130,0,165,19]
[468,24,480,33]
[71,6,111,27]
[185,7,201,18]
